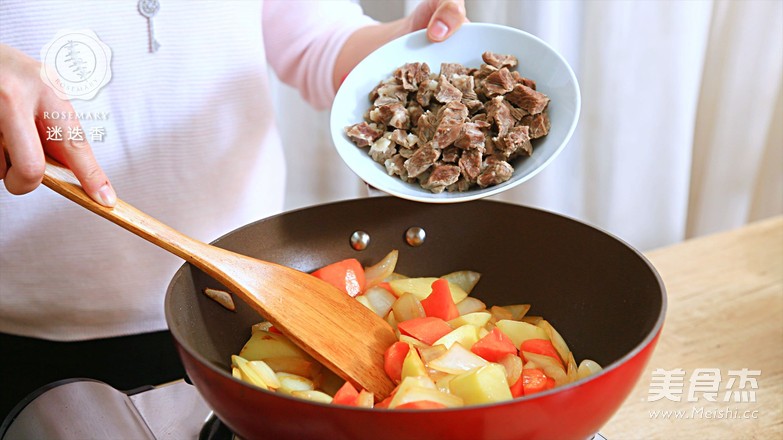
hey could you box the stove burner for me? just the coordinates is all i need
[199,412,235,440]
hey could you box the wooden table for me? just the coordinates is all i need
[602,216,783,439]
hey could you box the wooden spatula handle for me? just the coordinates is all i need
[42,158,210,264]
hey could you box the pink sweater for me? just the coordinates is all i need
[0,0,375,340]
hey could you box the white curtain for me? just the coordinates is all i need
[271,0,782,252]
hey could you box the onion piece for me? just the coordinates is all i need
[536,320,570,364]
[498,353,523,386]
[364,250,399,288]
[455,297,486,316]
[276,372,314,394]
[363,286,396,317]
[291,390,333,404]
[418,344,448,364]
[440,270,481,294]
[203,288,236,311]
[392,292,426,322]
[577,359,603,380]
[428,342,488,374]
[522,351,567,386]
[356,390,375,408]
[566,351,579,383]
[501,304,531,321]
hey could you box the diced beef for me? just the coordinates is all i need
[511,71,536,90]
[477,159,514,187]
[458,148,483,181]
[521,112,551,139]
[347,51,551,193]
[441,146,460,163]
[503,125,532,157]
[449,74,477,100]
[485,96,514,138]
[345,122,383,147]
[432,101,468,148]
[446,177,471,192]
[482,51,518,69]
[394,62,431,91]
[506,84,550,115]
[434,75,463,103]
[369,135,396,163]
[373,83,409,106]
[454,122,486,151]
[416,111,438,142]
[416,78,438,107]
[407,103,424,125]
[473,64,498,80]
[369,103,410,129]
[423,163,461,193]
[404,144,440,178]
[484,68,516,97]
[463,99,484,114]
[440,62,469,78]
[398,147,416,159]
[384,154,409,180]
[390,129,419,149]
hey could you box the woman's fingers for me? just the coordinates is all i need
[0,103,46,195]
[426,0,467,42]
[39,92,116,207]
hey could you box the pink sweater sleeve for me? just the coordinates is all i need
[262,0,377,110]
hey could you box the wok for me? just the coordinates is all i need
[165,197,666,440]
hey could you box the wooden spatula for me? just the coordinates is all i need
[42,159,397,398]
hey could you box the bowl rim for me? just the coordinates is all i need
[329,22,582,204]
[165,198,667,412]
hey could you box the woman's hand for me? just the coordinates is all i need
[0,44,116,206]
[408,0,468,42]
[333,0,467,91]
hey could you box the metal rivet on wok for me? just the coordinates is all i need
[405,227,426,247]
[350,231,370,251]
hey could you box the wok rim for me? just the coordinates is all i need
[165,197,667,412]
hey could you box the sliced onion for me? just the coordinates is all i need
[501,304,531,320]
[392,292,426,322]
[356,390,375,408]
[418,344,448,364]
[521,315,543,325]
[428,343,488,375]
[577,359,603,380]
[566,351,578,383]
[455,297,486,316]
[363,285,396,317]
[291,390,333,404]
[364,250,399,288]
[490,305,513,321]
[522,351,567,386]
[498,353,523,386]
[536,320,570,364]
[440,270,481,294]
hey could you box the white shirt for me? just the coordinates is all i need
[0,0,374,340]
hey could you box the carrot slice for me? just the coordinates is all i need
[471,327,517,362]
[521,368,549,395]
[420,279,459,321]
[332,381,360,406]
[510,375,525,398]
[520,339,562,365]
[384,341,411,383]
[375,395,394,409]
[311,258,365,297]
[397,317,453,345]
[396,400,448,410]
